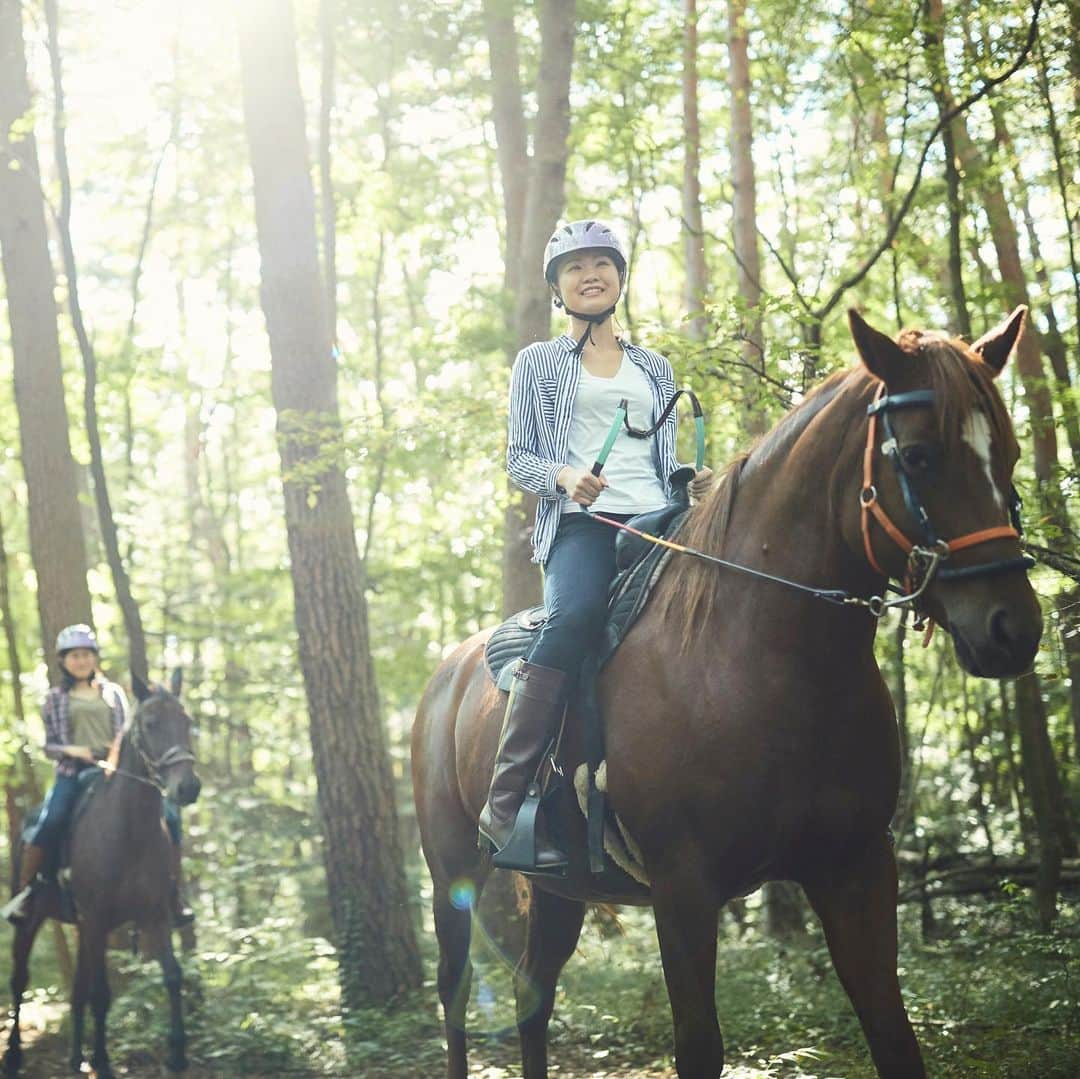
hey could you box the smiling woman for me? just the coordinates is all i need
[473,217,715,875]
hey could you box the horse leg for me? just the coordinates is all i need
[651,868,724,1079]
[801,836,926,1078]
[433,873,478,1079]
[79,926,113,1079]
[4,906,46,1075]
[515,885,586,1079]
[156,938,186,1072]
[69,925,92,1073]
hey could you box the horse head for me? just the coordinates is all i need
[848,306,1043,677]
[130,674,202,806]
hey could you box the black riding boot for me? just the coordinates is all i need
[478,661,568,873]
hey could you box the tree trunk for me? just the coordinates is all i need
[42,0,149,682]
[0,505,75,982]
[0,0,92,683]
[319,0,337,337]
[682,0,708,340]
[486,0,576,616]
[927,0,1058,490]
[991,105,1080,474]
[727,0,766,432]
[1014,672,1076,929]
[237,0,421,1010]
[924,0,972,338]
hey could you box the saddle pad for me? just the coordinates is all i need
[484,512,685,688]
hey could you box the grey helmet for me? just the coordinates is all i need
[543,220,627,284]
[55,623,98,655]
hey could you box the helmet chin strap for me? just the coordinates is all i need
[555,291,621,357]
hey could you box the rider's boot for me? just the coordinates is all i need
[478,661,568,873]
[169,845,195,928]
[1,844,46,924]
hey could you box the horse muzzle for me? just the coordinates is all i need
[943,594,1042,679]
[170,772,202,807]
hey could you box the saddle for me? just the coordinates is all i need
[485,470,693,688]
[484,483,691,877]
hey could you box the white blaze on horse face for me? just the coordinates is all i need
[962,410,1005,512]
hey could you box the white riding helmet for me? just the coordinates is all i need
[55,624,98,655]
[543,220,627,284]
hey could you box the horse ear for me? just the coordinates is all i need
[132,673,152,702]
[848,308,907,384]
[971,305,1026,376]
[169,667,184,697]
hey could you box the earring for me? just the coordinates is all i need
[553,297,564,309]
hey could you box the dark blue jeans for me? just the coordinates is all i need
[30,772,85,850]
[525,511,631,681]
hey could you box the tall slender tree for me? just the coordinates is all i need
[236,0,421,1010]
[0,0,92,681]
[727,0,766,432]
[681,0,708,341]
[484,0,576,617]
[42,0,149,681]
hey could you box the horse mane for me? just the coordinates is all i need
[660,331,1011,648]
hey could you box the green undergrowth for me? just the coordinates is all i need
[0,891,1076,1076]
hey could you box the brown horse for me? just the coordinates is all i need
[412,308,1043,1079]
[5,675,201,1078]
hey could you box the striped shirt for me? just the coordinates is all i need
[507,335,683,564]
[43,679,128,776]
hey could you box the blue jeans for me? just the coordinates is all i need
[29,772,86,850]
[525,511,632,681]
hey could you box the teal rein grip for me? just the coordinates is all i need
[591,398,627,477]
[692,405,706,472]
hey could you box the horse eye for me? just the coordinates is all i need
[901,445,934,472]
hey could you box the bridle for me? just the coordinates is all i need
[105,696,197,794]
[860,384,1034,611]
[587,381,1035,619]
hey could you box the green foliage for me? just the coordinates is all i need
[0,0,1077,1071]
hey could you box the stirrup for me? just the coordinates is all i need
[490,784,567,877]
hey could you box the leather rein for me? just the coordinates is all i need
[591,385,1035,620]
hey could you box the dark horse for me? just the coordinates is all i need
[412,308,1043,1078]
[5,675,201,1078]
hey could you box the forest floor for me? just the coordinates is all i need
[0,895,1076,1076]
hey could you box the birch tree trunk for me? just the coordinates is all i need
[0,0,92,682]
[237,0,421,1011]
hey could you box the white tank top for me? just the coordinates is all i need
[563,356,667,515]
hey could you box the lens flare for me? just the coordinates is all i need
[449,878,476,911]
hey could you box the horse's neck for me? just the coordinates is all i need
[731,382,870,579]
[659,376,881,651]
[106,736,163,827]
